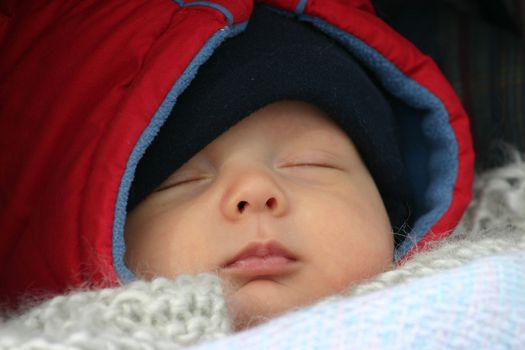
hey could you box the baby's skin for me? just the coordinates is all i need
[125,100,393,329]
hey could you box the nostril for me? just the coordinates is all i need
[236,198,277,213]
[266,197,276,209]
[237,201,248,212]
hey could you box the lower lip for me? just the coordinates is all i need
[225,256,298,276]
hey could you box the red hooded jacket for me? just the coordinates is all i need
[0,0,474,308]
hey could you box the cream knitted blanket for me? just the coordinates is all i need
[1,153,524,349]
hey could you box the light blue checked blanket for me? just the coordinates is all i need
[192,252,525,350]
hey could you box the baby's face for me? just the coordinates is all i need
[125,100,393,329]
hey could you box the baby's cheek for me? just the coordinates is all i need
[124,224,178,279]
[313,238,393,291]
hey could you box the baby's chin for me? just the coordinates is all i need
[224,278,321,331]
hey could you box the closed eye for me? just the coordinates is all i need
[290,162,335,168]
[278,151,344,171]
[156,177,208,191]
[283,162,342,170]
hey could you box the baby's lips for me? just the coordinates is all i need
[222,240,299,276]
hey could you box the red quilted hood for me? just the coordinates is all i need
[0,0,474,308]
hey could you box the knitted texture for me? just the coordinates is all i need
[0,275,230,349]
[1,154,524,349]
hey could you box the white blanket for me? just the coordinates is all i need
[1,154,524,349]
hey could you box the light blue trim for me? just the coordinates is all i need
[294,0,308,15]
[174,0,234,26]
[112,21,248,283]
[295,15,459,260]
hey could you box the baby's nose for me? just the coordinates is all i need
[220,169,288,220]
[236,196,277,213]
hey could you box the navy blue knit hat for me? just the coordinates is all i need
[128,5,412,239]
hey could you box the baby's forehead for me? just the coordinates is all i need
[233,100,350,139]
[200,100,354,154]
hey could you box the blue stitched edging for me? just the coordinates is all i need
[112,21,248,284]
[174,0,234,26]
[297,15,459,260]
[294,0,308,15]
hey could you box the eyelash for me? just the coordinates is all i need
[292,162,332,168]
[156,177,206,191]
[174,177,205,185]
[283,162,338,170]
